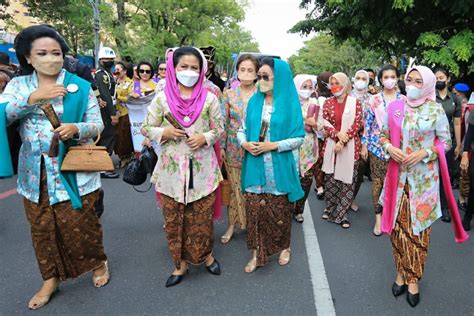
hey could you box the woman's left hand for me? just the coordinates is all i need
[402,149,428,167]
[454,145,462,160]
[187,134,207,150]
[54,124,79,141]
[254,142,278,155]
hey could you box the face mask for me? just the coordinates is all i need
[31,54,63,76]
[406,85,422,100]
[354,80,367,91]
[102,61,115,69]
[330,84,344,97]
[259,80,273,93]
[238,72,256,86]
[176,70,200,87]
[383,78,397,90]
[369,78,375,86]
[436,80,447,90]
[298,89,312,99]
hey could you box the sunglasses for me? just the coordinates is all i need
[158,67,166,71]
[257,74,273,81]
[139,69,151,74]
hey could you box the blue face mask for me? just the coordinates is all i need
[406,85,422,100]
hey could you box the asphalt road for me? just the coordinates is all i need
[1,172,473,315]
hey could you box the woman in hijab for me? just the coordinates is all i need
[321,72,363,229]
[380,65,467,307]
[293,74,323,223]
[362,64,404,236]
[238,58,304,273]
[313,71,333,199]
[142,46,224,287]
[0,25,108,310]
[220,54,259,244]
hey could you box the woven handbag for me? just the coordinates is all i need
[61,130,114,172]
[220,159,232,206]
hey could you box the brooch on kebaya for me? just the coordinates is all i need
[394,110,401,118]
[66,84,79,93]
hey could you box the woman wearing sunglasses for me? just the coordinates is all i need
[128,61,157,98]
[238,58,305,273]
[321,72,363,229]
[142,46,224,287]
[379,65,467,307]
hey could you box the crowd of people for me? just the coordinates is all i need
[0,24,472,310]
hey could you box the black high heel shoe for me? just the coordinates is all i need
[165,269,188,288]
[392,282,407,297]
[206,258,221,275]
[407,290,420,307]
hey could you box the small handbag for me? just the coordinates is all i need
[122,146,157,192]
[61,130,114,172]
[220,159,232,207]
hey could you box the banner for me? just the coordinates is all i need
[126,92,156,152]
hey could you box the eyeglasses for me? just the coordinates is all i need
[139,69,151,74]
[257,74,274,81]
[158,68,166,71]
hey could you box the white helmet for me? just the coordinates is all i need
[98,47,116,59]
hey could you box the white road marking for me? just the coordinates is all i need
[303,200,336,315]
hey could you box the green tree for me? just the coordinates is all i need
[288,34,382,76]
[290,0,474,77]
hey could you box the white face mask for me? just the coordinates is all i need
[383,78,397,90]
[259,80,273,93]
[176,70,199,87]
[354,80,367,91]
[298,89,312,99]
[406,85,422,100]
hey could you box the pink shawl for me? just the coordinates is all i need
[164,48,208,128]
[322,96,356,184]
[381,99,468,243]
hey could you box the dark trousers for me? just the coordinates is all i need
[467,154,474,215]
[440,148,455,210]
[99,122,116,155]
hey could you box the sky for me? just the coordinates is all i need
[240,0,312,60]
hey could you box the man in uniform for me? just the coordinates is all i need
[200,46,226,92]
[95,47,120,179]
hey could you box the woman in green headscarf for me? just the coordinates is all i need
[238,58,305,273]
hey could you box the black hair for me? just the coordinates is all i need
[377,64,400,85]
[236,54,259,71]
[14,24,69,75]
[0,52,10,65]
[260,57,275,70]
[433,66,450,78]
[398,79,406,96]
[364,68,375,75]
[116,61,133,79]
[157,62,166,68]
[136,61,155,79]
[172,46,203,72]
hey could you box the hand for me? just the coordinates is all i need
[461,152,469,171]
[28,84,67,105]
[335,141,344,154]
[337,131,349,143]
[131,93,140,99]
[98,97,107,108]
[368,85,377,94]
[242,141,259,156]
[110,115,119,125]
[402,149,428,167]
[305,117,317,128]
[54,123,79,141]
[454,145,461,160]
[387,145,406,164]
[163,127,187,141]
[142,137,151,147]
[186,134,207,150]
[254,141,278,155]
[361,144,368,161]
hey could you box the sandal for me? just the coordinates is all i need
[245,257,258,273]
[321,209,329,220]
[92,261,110,288]
[341,220,351,229]
[278,249,291,266]
[221,234,232,244]
[28,285,59,310]
[294,213,304,223]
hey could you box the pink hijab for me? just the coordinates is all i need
[406,65,436,107]
[164,47,209,128]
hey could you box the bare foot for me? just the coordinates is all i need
[92,261,110,288]
[28,278,60,310]
[221,224,235,244]
[172,261,188,276]
[395,273,405,286]
[408,282,419,294]
[373,214,382,236]
[278,248,291,266]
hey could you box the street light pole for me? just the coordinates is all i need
[89,0,100,69]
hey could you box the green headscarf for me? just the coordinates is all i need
[241,59,305,202]
[0,102,13,178]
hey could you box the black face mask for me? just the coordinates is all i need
[369,78,374,86]
[436,80,447,90]
[102,61,115,69]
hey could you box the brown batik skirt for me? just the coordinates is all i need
[369,153,389,214]
[161,192,216,269]
[23,165,107,281]
[114,114,134,159]
[227,166,246,229]
[390,186,431,284]
[459,168,470,199]
[313,143,325,189]
[295,164,316,215]
[245,193,292,266]
[324,160,360,223]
